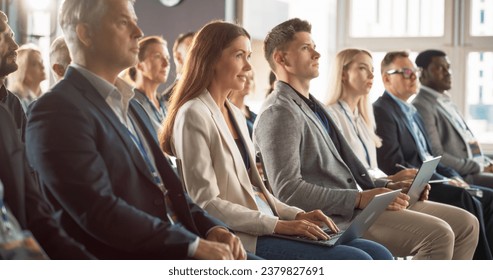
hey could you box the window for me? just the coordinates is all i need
[471,0,493,36]
[466,52,493,144]
[241,0,493,150]
[242,0,337,112]
[349,0,445,37]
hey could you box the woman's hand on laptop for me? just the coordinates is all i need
[359,188,409,211]
[274,220,330,240]
[295,210,340,234]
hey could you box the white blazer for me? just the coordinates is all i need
[171,90,302,252]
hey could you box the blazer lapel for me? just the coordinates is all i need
[67,69,157,187]
[384,93,418,146]
[130,102,199,232]
[198,92,256,199]
[225,101,280,216]
[283,87,346,165]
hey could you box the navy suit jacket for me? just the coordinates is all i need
[26,67,224,259]
[0,85,26,141]
[1,103,94,259]
[373,92,460,179]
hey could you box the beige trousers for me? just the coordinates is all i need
[363,200,479,260]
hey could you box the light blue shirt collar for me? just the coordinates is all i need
[385,91,417,120]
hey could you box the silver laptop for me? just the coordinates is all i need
[271,189,401,247]
[406,156,442,207]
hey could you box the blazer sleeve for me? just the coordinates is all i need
[26,95,199,259]
[173,105,280,236]
[254,104,359,219]
[0,105,95,259]
[413,100,481,175]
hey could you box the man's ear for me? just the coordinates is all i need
[52,64,66,78]
[381,72,391,86]
[76,23,93,48]
[136,61,144,72]
[419,68,429,84]
[273,51,288,67]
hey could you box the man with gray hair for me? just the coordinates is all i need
[49,36,71,82]
[26,0,247,260]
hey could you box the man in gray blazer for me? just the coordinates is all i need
[413,50,493,188]
[254,18,479,259]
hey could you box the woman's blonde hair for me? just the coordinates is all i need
[7,44,42,98]
[326,48,381,147]
[159,20,250,155]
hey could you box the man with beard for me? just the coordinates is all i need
[0,11,25,140]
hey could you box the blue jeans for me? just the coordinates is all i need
[255,237,392,260]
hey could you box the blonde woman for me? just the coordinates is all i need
[160,21,392,260]
[7,44,46,111]
[326,49,416,184]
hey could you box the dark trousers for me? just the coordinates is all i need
[429,183,493,260]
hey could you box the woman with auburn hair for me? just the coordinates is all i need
[160,21,392,260]
[127,36,170,134]
[326,49,416,183]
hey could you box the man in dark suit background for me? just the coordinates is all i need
[1,10,95,259]
[373,50,493,259]
[161,31,195,105]
[413,49,493,188]
[1,103,95,259]
[26,0,246,260]
[0,11,25,140]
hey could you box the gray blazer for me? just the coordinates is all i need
[254,82,374,226]
[412,88,481,176]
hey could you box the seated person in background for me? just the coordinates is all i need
[7,44,46,111]
[0,11,26,139]
[413,49,493,188]
[162,31,195,105]
[160,20,393,260]
[27,0,247,260]
[128,36,170,135]
[49,36,71,82]
[0,103,95,259]
[229,69,257,138]
[254,18,479,260]
[373,50,493,259]
[325,48,417,185]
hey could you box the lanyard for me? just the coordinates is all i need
[126,118,176,224]
[338,101,371,166]
[126,117,164,189]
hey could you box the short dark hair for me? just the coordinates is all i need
[415,49,446,69]
[264,18,311,70]
[381,51,409,73]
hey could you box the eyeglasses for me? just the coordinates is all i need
[386,67,421,79]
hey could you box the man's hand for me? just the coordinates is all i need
[484,163,493,173]
[193,239,234,260]
[447,177,470,189]
[206,227,246,260]
[295,210,339,234]
[419,184,431,201]
[359,188,409,211]
[387,168,418,182]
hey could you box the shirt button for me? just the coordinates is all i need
[347,178,353,184]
